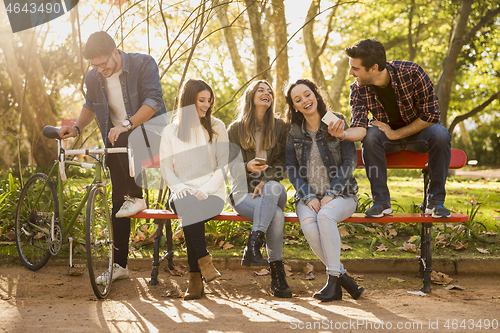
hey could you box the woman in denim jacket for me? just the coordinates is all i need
[285,79,364,302]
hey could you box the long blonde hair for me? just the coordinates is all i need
[233,80,278,151]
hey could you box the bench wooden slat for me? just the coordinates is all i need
[132,209,468,223]
[355,149,467,169]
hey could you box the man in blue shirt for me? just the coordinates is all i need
[58,31,167,282]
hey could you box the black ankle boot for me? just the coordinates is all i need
[313,275,342,302]
[340,273,365,299]
[269,260,292,298]
[241,231,268,266]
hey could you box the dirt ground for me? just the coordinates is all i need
[1,261,500,333]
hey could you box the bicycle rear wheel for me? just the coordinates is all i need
[85,185,114,299]
[15,173,58,270]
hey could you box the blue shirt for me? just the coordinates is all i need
[286,114,358,205]
[83,50,167,144]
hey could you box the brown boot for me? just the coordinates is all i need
[198,254,221,283]
[184,272,204,300]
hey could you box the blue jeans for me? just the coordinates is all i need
[296,196,357,275]
[362,124,451,206]
[232,181,287,262]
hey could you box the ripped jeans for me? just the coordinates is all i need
[296,196,357,275]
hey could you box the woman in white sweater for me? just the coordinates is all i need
[160,79,229,300]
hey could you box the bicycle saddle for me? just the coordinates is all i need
[43,126,61,139]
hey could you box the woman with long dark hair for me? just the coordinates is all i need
[160,79,229,300]
[285,79,364,302]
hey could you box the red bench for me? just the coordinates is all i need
[132,149,468,293]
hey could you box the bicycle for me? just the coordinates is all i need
[14,125,128,299]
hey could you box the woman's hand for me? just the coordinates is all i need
[246,159,268,174]
[177,188,194,199]
[320,196,333,207]
[252,181,265,198]
[193,190,208,201]
[307,198,321,213]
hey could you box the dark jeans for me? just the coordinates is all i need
[170,194,224,272]
[107,131,143,268]
[362,124,451,206]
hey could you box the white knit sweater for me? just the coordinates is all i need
[159,117,229,202]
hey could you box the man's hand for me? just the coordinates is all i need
[246,159,268,174]
[252,181,265,198]
[307,198,321,213]
[372,121,399,140]
[108,125,128,146]
[58,125,78,139]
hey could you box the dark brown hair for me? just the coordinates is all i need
[344,38,387,72]
[284,78,328,126]
[175,79,216,142]
[83,31,116,60]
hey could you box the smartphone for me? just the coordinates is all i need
[255,158,267,166]
[321,112,340,127]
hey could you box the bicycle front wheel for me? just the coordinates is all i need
[15,173,58,270]
[85,185,113,299]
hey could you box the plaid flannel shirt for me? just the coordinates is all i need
[349,60,441,128]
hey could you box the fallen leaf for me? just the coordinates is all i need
[302,263,314,274]
[341,244,352,251]
[408,235,419,243]
[166,264,186,276]
[399,243,418,253]
[222,243,234,249]
[338,226,349,237]
[5,231,15,241]
[452,225,465,235]
[452,241,468,250]
[431,271,453,285]
[141,225,148,233]
[136,230,145,241]
[304,272,315,280]
[254,268,269,276]
[388,277,405,283]
[385,229,397,239]
[365,227,376,233]
[172,228,184,240]
[444,284,465,291]
[354,236,364,240]
[476,247,490,254]
[350,273,364,281]
[376,244,389,252]
[165,286,183,298]
[284,264,293,277]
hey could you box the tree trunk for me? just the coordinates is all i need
[0,31,57,168]
[303,0,328,95]
[435,0,473,126]
[329,56,349,113]
[244,0,270,81]
[214,0,247,86]
[272,0,289,115]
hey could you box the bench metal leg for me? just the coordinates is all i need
[419,222,433,293]
[150,219,165,286]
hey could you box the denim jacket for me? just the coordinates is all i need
[285,114,358,205]
[83,50,167,144]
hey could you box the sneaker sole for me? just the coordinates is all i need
[365,208,393,218]
[425,209,451,218]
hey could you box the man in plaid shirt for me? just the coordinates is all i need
[328,38,451,218]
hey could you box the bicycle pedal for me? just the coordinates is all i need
[68,264,86,276]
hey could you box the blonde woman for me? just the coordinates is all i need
[228,80,291,298]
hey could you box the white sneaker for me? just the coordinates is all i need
[95,263,129,285]
[116,196,146,218]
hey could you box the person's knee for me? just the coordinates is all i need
[427,124,451,146]
[301,217,316,227]
[264,181,285,197]
[362,126,385,149]
[272,208,285,225]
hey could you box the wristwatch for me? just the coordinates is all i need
[122,119,134,131]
